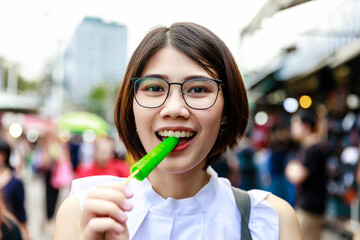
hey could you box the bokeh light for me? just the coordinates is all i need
[267,90,286,105]
[299,95,312,109]
[346,94,360,110]
[254,111,269,126]
[58,129,72,142]
[283,98,299,113]
[342,112,356,131]
[9,123,23,138]
[341,146,359,165]
[27,129,39,143]
[82,129,97,144]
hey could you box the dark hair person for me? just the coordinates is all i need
[55,22,300,240]
[0,191,22,240]
[286,110,327,240]
[0,138,29,239]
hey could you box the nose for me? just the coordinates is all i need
[159,85,190,119]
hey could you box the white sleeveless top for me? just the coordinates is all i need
[70,167,279,240]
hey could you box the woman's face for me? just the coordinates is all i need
[133,46,224,175]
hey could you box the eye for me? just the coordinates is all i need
[146,85,164,92]
[188,87,207,94]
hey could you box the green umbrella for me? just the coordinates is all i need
[57,111,109,136]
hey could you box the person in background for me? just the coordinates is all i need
[268,128,296,206]
[285,110,328,240]
[68,134,82,171]
[211,149,240,187]
[75,137,130,178]
[0,138,30,239]
[35,131,72,235]
[235,134,259,190]
[0,190,23,240]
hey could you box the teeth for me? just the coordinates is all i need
[158,130,195,138]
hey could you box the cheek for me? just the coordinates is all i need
[132,101,156,152]
[199,101,224,143]
[133,100,147,131]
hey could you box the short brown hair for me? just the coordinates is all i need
[114,22,248,167]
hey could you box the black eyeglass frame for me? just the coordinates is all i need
[130,77,224,110]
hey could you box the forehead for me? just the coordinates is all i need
[141,46,212,80]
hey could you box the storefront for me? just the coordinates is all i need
[243,0,360,237]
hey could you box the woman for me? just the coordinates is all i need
[0,138,29,239]
[0,190,23,240]
[54,22,300,239]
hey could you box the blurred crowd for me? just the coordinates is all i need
[0,121,131,240]
[212,108,360,240]
[0,106,360,239]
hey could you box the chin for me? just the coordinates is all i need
[157,159,205,175]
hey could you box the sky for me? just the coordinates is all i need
[0,0,266,80]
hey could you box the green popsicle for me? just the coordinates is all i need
[130,137,180,181]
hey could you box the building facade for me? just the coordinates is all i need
[64,17,127,107]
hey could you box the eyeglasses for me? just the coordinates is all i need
[131,77,223,109]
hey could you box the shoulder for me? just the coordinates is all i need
[265,194,301,240]
[6,175,24,191]
[307,143,326,157]
[57,194,81,215]
[245,190,280,239]
[54,195,81,239]
[10,175,24,185]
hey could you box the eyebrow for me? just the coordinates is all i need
[142,74,211,81]
[143,74,168,80]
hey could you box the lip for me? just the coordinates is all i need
[172,136,194,152]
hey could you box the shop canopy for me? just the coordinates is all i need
[243,0,360,88]
[0,92,40,113]
[57,111,109,136]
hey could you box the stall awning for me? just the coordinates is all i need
[246,0,360,86]
[0,91,40,112]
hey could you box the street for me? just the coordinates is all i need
[25,173,69,240]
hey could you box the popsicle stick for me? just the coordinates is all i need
[122,169,140,185]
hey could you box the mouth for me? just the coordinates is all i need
[156,130,196,146]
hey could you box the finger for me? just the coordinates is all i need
[82,217,126,239]
[82,199,128,226]
[105,231,129,240]
[96,181,134,198]
[87,188,133,211]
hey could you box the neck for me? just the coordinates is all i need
[148,164,210,199]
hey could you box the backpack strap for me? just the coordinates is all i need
[232,187,253,240]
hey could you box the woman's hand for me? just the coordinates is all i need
[54,181,133,240]
[79,182,134,240]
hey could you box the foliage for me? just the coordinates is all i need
[86,83,120,119]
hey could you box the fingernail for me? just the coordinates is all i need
[125,200,133,210]
[123,187,133,197]
[115,223,124,233]
[118,211,128,221]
